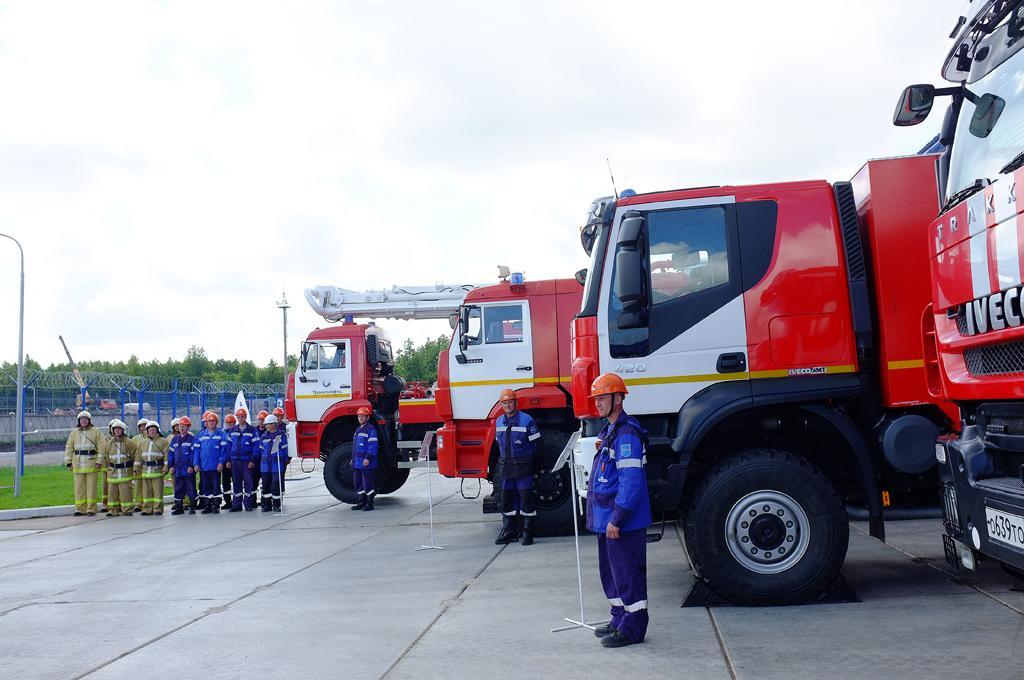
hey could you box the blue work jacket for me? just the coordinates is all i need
[194,427,227,470]
[259,429,288,475]
[586,413,652,533]
[167,433,197,474]
[352,421,379,470]
[226,423,259,461]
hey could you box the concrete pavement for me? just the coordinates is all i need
[1,465,1022,679]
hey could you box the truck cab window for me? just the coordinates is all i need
[649,206,729,304]
[466,307,482,346]
[320,342,346,369]
[484,305,524,344]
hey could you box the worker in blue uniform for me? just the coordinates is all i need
[195,411,227,514]
[493,388,541,546]
[586,373,651,648]
[258,414,288,512]
[225,408,259,511]
[351,406,379,511]
[168,416,198,515]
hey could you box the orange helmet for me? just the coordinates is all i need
[225,414,237,425]
[235,408,247,417]
[356,406,372,416]
[498,388,517,403]
[179,415,192,428]
[203,410,219,423]
[257,410,269,420]
[272,407,285,417]
[590,373,628,398]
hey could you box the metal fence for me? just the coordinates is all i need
[0,369,285,444]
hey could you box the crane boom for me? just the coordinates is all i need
[304,283,483,322]
[58,334,87,389]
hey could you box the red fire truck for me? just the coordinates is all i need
[568,157,959,604]
[287,277,584,535]
[896,0,1024,579]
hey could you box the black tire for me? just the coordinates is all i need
[530,430,579,538]
[683,448,849,605]
[323,443,360,504]
[378,467,410,495]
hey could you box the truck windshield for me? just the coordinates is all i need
[947,47,1024,200]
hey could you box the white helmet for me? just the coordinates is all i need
[146,421,161,433]
[110,419,127,433]
[171,417,181,427]
[264,414,279,425]
[77,410,92,421]
[137,418,149,429]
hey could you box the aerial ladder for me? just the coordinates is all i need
[304,282,483,322]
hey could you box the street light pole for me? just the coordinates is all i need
[276,292,290,386]
[0,233,25,497]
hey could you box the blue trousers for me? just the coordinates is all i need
[598,529,648,642]
[501,475,535,516]
[353,468,376,495]
[199,470,220,505]
[173,472,196,502]
[230,463,255,509]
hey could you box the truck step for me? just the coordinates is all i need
[976,476,1024,494]
[397,440,423,449]
[397,460,432,469]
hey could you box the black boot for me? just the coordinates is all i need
[351,493,366,511]
[200,497,212,514]
[520,516,534,546]
[212,502,220,514]
[273,498,281,512]
[222,495,232,510]
[188,501,196,515]
[171,501,184,516]
[362,494,375,512]
[495,515,520,544]
[261,496,273,512]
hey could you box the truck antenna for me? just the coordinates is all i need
[606,158,619,200]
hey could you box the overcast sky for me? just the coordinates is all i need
[0,1,958,369]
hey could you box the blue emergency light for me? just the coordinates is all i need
[511,272,525,285]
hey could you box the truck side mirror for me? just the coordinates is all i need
[893,84,936,126]
[580,224,596,256]
[969,93,1005,138]
[575,268,587,286]
[618,212,644,245]
[614,250,647,308]
[448,312,459,330]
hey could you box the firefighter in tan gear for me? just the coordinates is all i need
[135,421,169,515]
[100,420,138,516]
[131,418,150,512]
[64,411,104,515]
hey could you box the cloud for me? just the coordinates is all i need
[0,0,959,369]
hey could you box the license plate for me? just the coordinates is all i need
[984,506,1024,551]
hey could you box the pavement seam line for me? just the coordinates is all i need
[849,523,1024,616]
[706,608,739,680]
[72,529,384,680]
[378,543,509,680]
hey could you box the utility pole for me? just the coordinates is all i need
[1,233,25,497]
[276,292,290,385]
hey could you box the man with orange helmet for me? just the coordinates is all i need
[168,416,198,515]
[219,413,237,509]
[586,373,651,648]
[493,388,542,546]
[253,409,270,505]
[225,408,260,511]
[350,406,379,511]
[195,411,227,514]
[271,406,291,493]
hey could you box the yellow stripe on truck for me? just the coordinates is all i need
[887,359,924,371]
[450,376,567,388]
[296,392,352,400]
[622,364,857,387]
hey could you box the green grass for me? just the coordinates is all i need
[0,465,174,510]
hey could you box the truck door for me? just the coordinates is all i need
[449,301,534,419]
[295,340,353,422]
[599,197,749,415]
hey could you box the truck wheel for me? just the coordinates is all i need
[683,448,849,605]
[531,430,578,538]
[323,442,360,504]
[378,467,410,495]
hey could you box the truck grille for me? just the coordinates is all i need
[942,482,961,538]
[964,340,1024,376]
[955,307,969,335]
